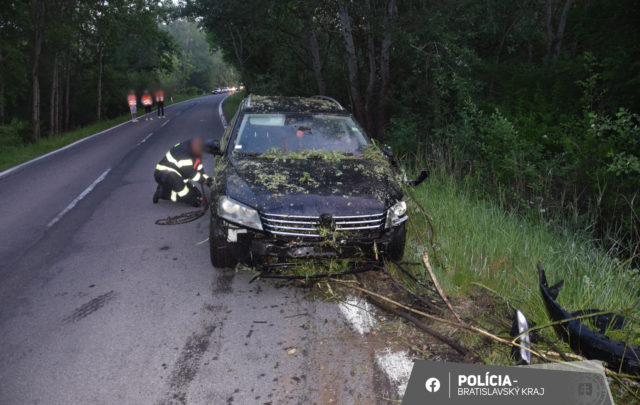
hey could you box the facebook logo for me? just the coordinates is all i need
[425,377,441,393]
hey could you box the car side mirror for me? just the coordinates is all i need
[204,139,222,155]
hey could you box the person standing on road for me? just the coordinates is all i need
[155,89,165,118]
[127,90,138,122]
[153,137,212,207]
[142,90,153,121]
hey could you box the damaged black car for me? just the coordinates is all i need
[206,95,408,269]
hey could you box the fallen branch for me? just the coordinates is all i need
[368,296,471,357]
[389,259,437,294]
[331,278,579,364]
[423,252,465,325]
[383,268,441,313]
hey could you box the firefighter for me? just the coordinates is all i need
[153,137,212,207]
[142,90,153,120]
[155,89,165,118]
[127,90,138,122]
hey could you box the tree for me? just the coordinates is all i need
[30,0,45,141]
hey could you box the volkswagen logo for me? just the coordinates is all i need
[318,214,335,231]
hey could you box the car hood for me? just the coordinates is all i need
[225,155,403,216]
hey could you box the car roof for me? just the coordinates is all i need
[242,95,346,114]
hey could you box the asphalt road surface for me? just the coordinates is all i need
[0,95,389,405]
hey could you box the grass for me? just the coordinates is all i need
[402,170,640,334]
[0,93,201,172]
[398,170,640,403]
[222,90,247,122]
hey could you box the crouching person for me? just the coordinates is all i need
[153,136,212,207]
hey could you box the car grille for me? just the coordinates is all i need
[260,212,386,238]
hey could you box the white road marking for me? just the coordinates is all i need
[161,119,170,127]
[339,296,376,334]
[46,168,111,228]
[219,94,229,128]
[338,294,414,398]
[139,132,153,144]
[0,122,128,179]
[0,97,198,180]
[375,349,414,396]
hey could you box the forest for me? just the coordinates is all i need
[0,1,236,148]
[186,0,640,260]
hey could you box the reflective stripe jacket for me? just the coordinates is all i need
[155,90,164,102]
[155,141,210,184]
[128,94,136,106]
[142,94,152,106]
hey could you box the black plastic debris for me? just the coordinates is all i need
[538,262,640,375]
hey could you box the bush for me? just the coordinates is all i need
[0,118,28,148]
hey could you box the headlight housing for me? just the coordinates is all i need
[217,196,263,231]
[385,200,408,229]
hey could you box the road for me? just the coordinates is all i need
[0,95,392,405]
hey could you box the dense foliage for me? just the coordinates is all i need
[160,19,238,95]
[1,0,170,141]
[0,1,234,145]
[188,0,639,258]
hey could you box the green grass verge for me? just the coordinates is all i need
[0,93,201,172]
[222,90,247,122]
[403,170,640,333]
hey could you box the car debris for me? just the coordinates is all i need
[510,309,532,365]
[538,262,639,375]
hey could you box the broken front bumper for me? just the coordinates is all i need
[219,218,403,264]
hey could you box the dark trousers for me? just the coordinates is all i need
[154,170,201,205]
[157,101,164,116]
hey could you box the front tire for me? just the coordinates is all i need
[386,223,406,261]
[209,217,237,269]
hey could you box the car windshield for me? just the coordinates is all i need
[232,113,368,155]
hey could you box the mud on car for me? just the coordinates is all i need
[206,95,408,269]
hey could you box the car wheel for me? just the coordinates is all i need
[386,223,406,261]
[209,217,237,269]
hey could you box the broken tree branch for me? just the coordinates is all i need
[368,296,471,357]
[383,267,441,313]
[423,252,465,325]
[331,278,582,364]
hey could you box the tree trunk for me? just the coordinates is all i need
[96,44,103,122]
[31,0,44,141]
[364,0,378,134]
[0,50,4,126]
[229,25,250,93]
[303,9,326,95]
[49,53,59,136]
[373,0,396,141]
[337,0,366,128]
[56,61,61,133]
[64,48,71,131]
[182,37,190,93]
[552,0,574,60]
[545,0,554,61]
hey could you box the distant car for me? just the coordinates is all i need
[205,95,407,269]
[222,87,230,93]
[213,88,221,94]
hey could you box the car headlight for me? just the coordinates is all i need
[217,196,263,231]
[385,200,408,228]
